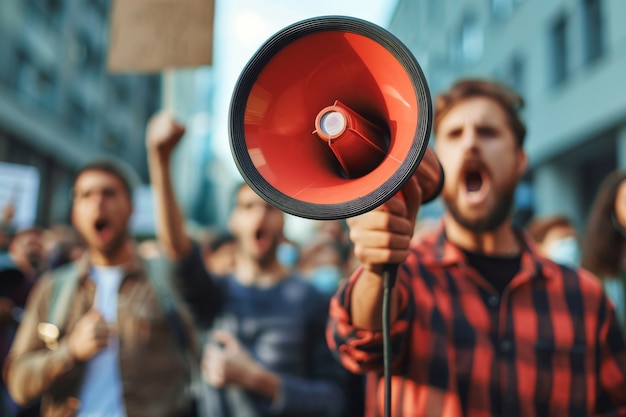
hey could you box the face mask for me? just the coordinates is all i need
[547,236,580,268]
[309,265,343,295]
[277,242,299,268]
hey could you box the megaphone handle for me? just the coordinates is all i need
[382,262,398,417]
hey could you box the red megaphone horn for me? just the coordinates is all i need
[229,16,443,220]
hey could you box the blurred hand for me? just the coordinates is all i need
[346,176,422,274]
[67,309,111,361]
[145,111,186,159]
[202,330,260,388]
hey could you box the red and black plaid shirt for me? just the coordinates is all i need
[327,225,626,417]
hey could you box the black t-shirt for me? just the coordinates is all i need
[461,249,522,293]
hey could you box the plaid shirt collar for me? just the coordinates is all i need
[417,219,552,290]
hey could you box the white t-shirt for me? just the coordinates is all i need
[77,265,126,417]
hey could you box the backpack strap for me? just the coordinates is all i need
[38,262,81,350]
[143,255,198,359]
[143,255,205,417]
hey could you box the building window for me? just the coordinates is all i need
[549,14,569,86]
[582,0,604,64]
[14,46,58,112]
[450,13,483,66]
[491,0,525,21]
[66,96,90,138]
[24,0,64,27]
[508,55,525,97]
[72,31,103,75]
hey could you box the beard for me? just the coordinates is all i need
[101,229,129,258]
[443,184,516,233]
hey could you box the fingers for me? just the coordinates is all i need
[346,194,417,267]
[202,344,225,387]
[68,310,111,360]
[210,330,239,351]
[85,308,104,321]
[146,111,186,155]
[401,176,423,227]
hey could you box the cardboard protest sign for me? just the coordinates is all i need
[107,0,214,73]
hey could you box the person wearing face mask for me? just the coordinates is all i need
[526,214,581,268]
[327,78,626,417]
[582,170,626,332]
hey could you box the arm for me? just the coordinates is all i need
[260,293,348,417]
[146,111,192,260]
[346,176,421,330]
[204,299,349,417]
[593,295,626,416]
[2,276,78,405]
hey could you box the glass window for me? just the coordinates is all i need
[14,46,58,112]
[491,0,525,20]
[449,13,483,66]
[460,15,483,64]
[549,14,569,86]
[582,0,604,64]
[508,55,525,97]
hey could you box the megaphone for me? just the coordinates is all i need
[229,16,443,220]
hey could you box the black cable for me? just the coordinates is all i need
[382,264,398,417]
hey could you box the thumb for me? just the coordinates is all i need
[86,308,104,321]
[210,330,239,350]
[400,176,422,230]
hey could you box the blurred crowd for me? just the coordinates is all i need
[1,78,626,417]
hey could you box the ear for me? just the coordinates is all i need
[516,148,528,179]
[70,207,77,228]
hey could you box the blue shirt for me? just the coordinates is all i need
[178,246,348,417]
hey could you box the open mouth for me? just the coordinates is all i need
[94,218,112,239]
[461,162,491,205]
[95,220,108,232]
[254,228,271,251]
[465,170,483,193]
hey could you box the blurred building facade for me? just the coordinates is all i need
[389,0,626,230]
[162,68,228,230]
[0,0,161,227]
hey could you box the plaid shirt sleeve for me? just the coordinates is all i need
[594,276,626,416]
[326,265,415,374]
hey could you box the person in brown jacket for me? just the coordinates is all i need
[2,158,200,417]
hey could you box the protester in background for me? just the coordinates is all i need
[582,170,626,331]
[328,78,626,416]
[0,201,16,252]
[202,231,236,276]
[146,111,350,417]
[3,157,200,417]
[8,228,46,281]
[0,226,48,417]
[526,214,581,268]
[0,252,32,417]
[298,232,345,296]
[42,224,84,269]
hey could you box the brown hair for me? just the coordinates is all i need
[434,78,527,147]
[581,170,626,277]
[526,215,574,244]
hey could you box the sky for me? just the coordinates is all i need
[198,0,400,241]
[209,0,399,174]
